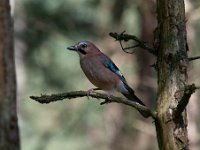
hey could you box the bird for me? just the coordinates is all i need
[67,41,148,117]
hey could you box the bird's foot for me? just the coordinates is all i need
[100,95,112,105]
[106,91,115,99]
[86,87,101,99]
[86,88,94,98]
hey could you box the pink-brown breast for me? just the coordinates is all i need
[80,54,120,91]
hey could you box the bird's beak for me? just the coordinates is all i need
[67,45,77,51]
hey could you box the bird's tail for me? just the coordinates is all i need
[121,83,149,117]
[122,92,145,106]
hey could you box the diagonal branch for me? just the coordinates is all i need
[109,31,157,55]
[30,91,157,119]
[173,84,199,118]
[188,56,200,61]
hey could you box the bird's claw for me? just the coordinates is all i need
[86,88,94,98]
[86,88,101,99]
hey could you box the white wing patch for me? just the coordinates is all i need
[117,80,129,94]
[115,70,126,82]
[116,70,123,77]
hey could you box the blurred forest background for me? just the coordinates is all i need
[13,0,200,150]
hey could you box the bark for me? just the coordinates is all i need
[155,0,189,149]
[0,1,20,150]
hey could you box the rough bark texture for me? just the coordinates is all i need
[155,0,189,149]
[0,1,20,150]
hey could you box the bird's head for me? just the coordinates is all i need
[67,41,100,58]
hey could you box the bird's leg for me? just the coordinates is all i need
[86,87,101,98]
[100,90,114,105]
[106,90,115,99]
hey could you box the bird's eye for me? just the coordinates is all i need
[81,43,87,48]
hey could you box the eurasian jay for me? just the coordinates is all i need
[67,41,147,117]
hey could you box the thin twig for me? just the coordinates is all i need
[109,32,157,55]
[188,56,200,61]
[30,91,157,119]
[119,41,137,54]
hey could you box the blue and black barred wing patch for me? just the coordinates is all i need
[103,57,126,82]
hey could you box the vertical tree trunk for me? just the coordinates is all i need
[155,0,189,149]
[0,0,20,150]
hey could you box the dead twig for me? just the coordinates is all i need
[173,84,199,118]
[188,56,200,61]
[109,31,157,55]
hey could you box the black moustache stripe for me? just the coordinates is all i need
[78,48,87,55]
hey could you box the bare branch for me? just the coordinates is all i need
[173,84,198,118]
[119,40,140,54]
[30,91,157,119]
[109,32,157,55]
[188,56,200,61]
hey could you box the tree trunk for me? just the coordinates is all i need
[155,0,189,149]
[0,0,20,150]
